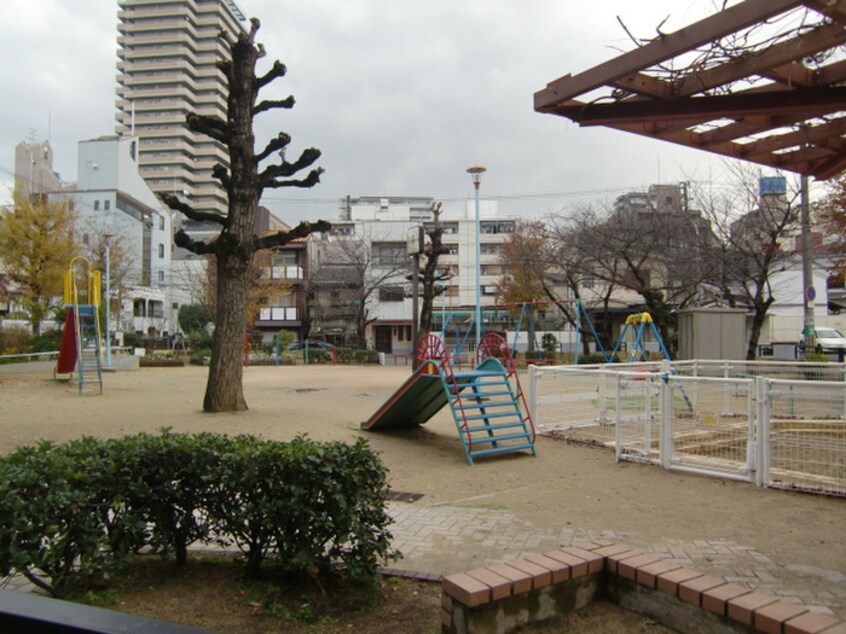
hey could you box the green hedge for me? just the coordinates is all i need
[0,432,395,596]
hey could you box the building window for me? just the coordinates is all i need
[150,301,164,319]
[94,200,100,211]
[158,243,165,258]
[379,286,405,302]
[104,200,111,211]
[375,243,406,265]
[158,271,165,282]
[159,216,165,230]
[133,299,146,317]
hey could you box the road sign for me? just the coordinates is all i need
[806,285,816,302]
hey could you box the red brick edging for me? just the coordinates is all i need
[439,542,845,634]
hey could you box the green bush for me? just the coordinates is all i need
[802,351,828,363]
[0,327,31,355]
[0,439,127,596]
[123,331,143,349]
[178,304,214,335]
[189,348,212,365]
[577,351,610,364]
[335,348,379,364]
[187,331,214,351]
[0,432,395,595]
[26,328,64,353]
[541,333,558,357]
[108,432,225,565]
[209,435,394,580]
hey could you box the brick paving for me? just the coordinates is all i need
[385,501,846,621]
[4,500,844,623]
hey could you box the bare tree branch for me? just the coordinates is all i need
[160,194,229,227]
[255,132,292,163]
[259,148,322,184]
[187,113,230,144]
[174,229,218,256]
[257,60,287,89]
[255,220,332,250]
[262,167,324,190]
[253,95,295,116]
[211,164,231,191]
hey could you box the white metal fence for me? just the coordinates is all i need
[529,361,846,497]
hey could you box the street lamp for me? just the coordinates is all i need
[102,232,114,369]
[466,165,486,353]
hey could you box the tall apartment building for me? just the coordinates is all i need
[115,0,246,229]
[13,141,66,199]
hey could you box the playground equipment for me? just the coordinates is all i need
[436,302,546,364]
[55,257,104,395]
[362,333,536,465]
[609,312,673,363]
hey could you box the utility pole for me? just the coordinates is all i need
[800,174,815,353]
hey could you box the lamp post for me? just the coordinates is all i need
[103,233,114,369]
[466,165,486,353]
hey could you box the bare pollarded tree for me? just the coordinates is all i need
[161,19,329,412]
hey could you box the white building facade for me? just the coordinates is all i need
[67,136,177,340]
[312,196,516,356]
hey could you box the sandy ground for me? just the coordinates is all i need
[1,363,844,614]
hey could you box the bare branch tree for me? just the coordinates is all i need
[158,18,329,412]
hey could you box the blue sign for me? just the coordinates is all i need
[806,285,816,302]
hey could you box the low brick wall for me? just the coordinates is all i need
[440,543,845,634]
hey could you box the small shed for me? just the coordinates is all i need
[677,308,747,360]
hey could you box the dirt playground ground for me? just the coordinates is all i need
[1,363,844,619]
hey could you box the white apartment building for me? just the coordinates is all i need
[311,196,515,355]
[12,137,178,339]
[115,0,246,225]
[72,136,176,339]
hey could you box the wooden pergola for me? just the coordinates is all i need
[534,0,846,180]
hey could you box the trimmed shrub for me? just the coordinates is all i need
[335,348,379,364]
[0,432,395,595]
[189,348,212,365]
[0,439,123,596]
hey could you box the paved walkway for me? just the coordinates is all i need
[385,502,846,621]
[4,501,845,622]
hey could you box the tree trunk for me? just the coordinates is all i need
[203,249,249,412]
[746,296,773,361]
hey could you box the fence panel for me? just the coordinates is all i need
[530,362,846,497]
[675,360,845,382]
[530,364,663,447]
[765,380,846,496]
[666,376,755,482]
[614,373,661,465]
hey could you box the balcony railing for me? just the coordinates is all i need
[262,266,303,281]
[258,307,299,322]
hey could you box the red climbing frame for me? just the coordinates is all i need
[475,333,535,442]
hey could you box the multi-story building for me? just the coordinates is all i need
[11,136,177,339]
[13,140,66,199]
[309,196,517,355]
[71,136,176,339]
[115,0,246,227]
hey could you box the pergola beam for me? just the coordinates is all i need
[535,0,846,180]
[535,0,803,110]
[550,87,846,126]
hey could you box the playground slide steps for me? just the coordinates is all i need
[75,305,103,395]
[445,358,536,465]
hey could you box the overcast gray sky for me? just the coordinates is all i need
[0,1,744,224]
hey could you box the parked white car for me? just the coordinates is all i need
[798,327,846,353]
